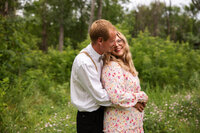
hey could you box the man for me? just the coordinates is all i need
[70,19,117,133]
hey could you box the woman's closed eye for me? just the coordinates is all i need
[116,39,123,44]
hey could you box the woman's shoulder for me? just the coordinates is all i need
[102,61,123,75]
[105,61,121,68]
[102,61,123,74]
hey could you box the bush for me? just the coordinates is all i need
[129,30,200,90]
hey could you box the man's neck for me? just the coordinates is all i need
[91,43,103,55]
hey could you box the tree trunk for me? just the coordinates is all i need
[1,0,17,16]
[41,0,48,52]
[133,11,138,37]
[153,1,160,36]
[3,1,8,16]
[13,0,17,16]
[58,22,64,52]
[88,0,96,33]
[41,19,48,52]
[97,0,102,19]
[166,0,171,35]
[192,0,200,10]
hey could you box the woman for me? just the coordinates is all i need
[102,32,148,133]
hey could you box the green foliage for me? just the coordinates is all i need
[127,2,200,48]
[0,46,78,132]
[0,15,78,132]
[129,30,200,89]
[1,1,200,132]
[24,0,89,49]
[102,0,126,24]
[77,35,91,50]
[0,77,9,114]
[40,47,77,83]
[0,15,39,81]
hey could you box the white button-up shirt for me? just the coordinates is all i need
[70,44,112,112]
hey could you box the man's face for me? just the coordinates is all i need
[101,29,116,53]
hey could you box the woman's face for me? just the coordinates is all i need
[111,35,125,57]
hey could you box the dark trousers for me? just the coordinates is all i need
[77,107,104,133]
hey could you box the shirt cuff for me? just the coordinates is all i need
[135,91,148,102]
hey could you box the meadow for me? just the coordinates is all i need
[2,84,200,133]
[1,0,200,132]
[1,31,200,133]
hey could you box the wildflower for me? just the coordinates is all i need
[66,115,70,119]
[45,123,49,128]
[57,129,62,132]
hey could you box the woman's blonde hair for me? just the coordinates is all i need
[103,31,138,76]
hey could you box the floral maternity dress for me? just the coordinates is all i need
[102,61,148,133]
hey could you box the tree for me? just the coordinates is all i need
[133,2,165,37]
[41,0,49,52]
[0,0,20,16]
[88,0,130,31]
[48,0,76,51]
[88,0,96,32]
[131,1,200,48]
[192,0,200,10]
[97,0,102,19]
[102,0,128,24]
[165,0,172,35]
[24,0,51,52]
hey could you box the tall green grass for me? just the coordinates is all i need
[144,87,200,133]
[1,81,199,133]
[1,81,77,133]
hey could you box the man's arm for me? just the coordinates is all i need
[77,62,112,106]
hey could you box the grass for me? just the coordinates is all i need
[1,81,77,133]
[144,87,200,133]
[1,80,200,133]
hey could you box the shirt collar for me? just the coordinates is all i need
[87,44,102,62]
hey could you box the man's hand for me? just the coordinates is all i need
[141,102,147,107]
[134,102,146,112]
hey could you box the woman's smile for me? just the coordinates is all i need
[112,36,125,57]
[115,47,122,52]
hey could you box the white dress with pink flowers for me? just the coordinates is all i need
[102,61,148,133]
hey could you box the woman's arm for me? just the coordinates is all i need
[135,91,148,103]
[102,61,141,108]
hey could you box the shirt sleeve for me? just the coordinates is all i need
[77,61,112,107]
[102,62,140,108]
[135,91,148,103]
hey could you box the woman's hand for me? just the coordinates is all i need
[134,102,146,112]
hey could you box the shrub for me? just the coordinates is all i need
[129,31,200,90]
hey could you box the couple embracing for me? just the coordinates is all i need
[70,19,148,133]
